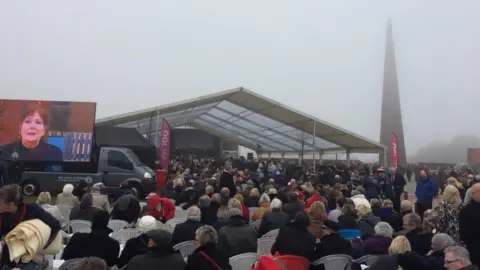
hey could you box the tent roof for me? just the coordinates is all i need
[96,87,385,153]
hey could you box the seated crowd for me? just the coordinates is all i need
[0,161,479,270]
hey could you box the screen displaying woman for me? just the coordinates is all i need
[0,104,62,161]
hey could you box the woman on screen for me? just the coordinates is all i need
[0,104,62,161]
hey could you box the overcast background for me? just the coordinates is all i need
[1,1,479,162]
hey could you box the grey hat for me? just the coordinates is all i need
[146,228,172,247]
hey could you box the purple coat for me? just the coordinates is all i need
[363,235,392,255]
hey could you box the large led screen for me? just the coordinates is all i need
[0,100,96,162]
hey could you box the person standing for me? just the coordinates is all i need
[459,183,480,267]
[390,166,406,213]
[415,169,436,220]
[219,165,235,198]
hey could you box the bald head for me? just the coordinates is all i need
[471,183,480,202]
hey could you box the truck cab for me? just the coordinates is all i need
[19,146,156,199]
[98,146,156,198]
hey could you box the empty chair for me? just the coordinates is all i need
[257,238,276,255]
[312,254,353,270]
[353,255,380,267]
[68,220,92,234]
[112,228,142,245]
[108,219,130,233]
[59,258,83,270]
[229,253,260,270]
[173,240,197,258]
[166,218,186,228]
[262,229,279,238]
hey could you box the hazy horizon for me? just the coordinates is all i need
[1,1,478,160]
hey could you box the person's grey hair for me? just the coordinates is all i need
[228,208,243,219]
[351,190,361,196]
[374,222,393,238]
[258,193,271,205]
[73,257,107,270]
[444,246,471,265]
[220,188,230,197]
[432,233,455,251]
[187,206,201,221]
[271,198,282,209]
[62,184,74,195]
[196,225,218,246]
[211,193,221,204]
[400,200,412,213]
[403,213,422,229]
[198,195,211,208]
[250,188,260,197]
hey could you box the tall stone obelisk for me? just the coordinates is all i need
[379,20,407,167]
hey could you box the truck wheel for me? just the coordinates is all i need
[21,179,39,196]
[129,183,144,199]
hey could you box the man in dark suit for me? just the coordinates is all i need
[219,164,236,198]
[390,166,406,213]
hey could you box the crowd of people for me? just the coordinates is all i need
[0,156,479,270]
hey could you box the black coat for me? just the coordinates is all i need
[244,196,260,208]
[217,216,257,258]
[282,202,305,221]
[200,205,218,226]
[271,221,316,260]
[392,173,406,193]
[314,233,352,260]
[117,234,149,268]
[62,229,120,266]
[171,219,202,246]
[405,229,433,256]
[257,209,289,236]
[186,243,232,270]
[338,215,359,230]
[219,171,236,197]
[425,250,445,270]
[460,200,480,266]
[125,247,186,270]
[69,206,100,223]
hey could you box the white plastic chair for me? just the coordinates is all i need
[229,253,260,270]
[59,258,83,270]
[353,255,380,266]
[173,240,197,258]
[262,229,279,238]
[158,225,175,233]
[312,254,353,270]
[68,220,92,234]
[257,237,275,255]
[112,228,142,245]
[166,218,186,228]
[174,209,188,219]
[75,227,92,234]
[108,219,130,233]
[57,205,72,225]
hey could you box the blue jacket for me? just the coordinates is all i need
[415,178,436,201]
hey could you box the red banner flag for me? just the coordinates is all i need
[158,119,171,170]
[391,132,398,167]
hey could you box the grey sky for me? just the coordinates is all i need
[1,1,478,157]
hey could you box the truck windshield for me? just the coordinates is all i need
[125,149,143,166]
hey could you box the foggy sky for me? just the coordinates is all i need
[1,1,479,159]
